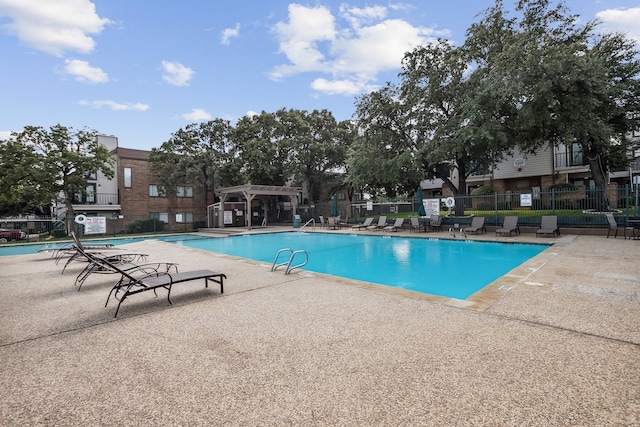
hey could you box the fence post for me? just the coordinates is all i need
[625,184,630,224]
[551,188,556,214]
[494,192,499,225]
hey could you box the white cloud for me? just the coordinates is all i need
[270,4,337,79]
[0,130,14,141]
[79,100,149,111]
[0,0,111,56]
[221,23,240,45]
[311,78,375,95]
[270,3,446,96]
[596,7,640,43]
[63,59,108,83]
[339,5,387,29]
[161,60,194,86]
[182,108,212,121]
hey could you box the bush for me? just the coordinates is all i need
[51,229,66,238]
[470,185,493,196]
[126,218,165,234]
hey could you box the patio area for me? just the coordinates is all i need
[0,228,638,425]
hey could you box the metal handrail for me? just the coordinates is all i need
[300,218,315,231]
[270,248,309,274]
[285,250,308,274]
[271,248,293,272]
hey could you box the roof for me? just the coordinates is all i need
[113,147,150,160]
[215,185,302,197]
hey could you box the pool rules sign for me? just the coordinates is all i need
[75,215,107,235]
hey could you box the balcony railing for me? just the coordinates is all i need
[73,193,119,205]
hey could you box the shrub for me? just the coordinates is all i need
[51,229,66,238]
[470,185,493,196]
[126,218,165,234]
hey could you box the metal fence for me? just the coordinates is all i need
[0,212,208,243]
[345,185,640,229]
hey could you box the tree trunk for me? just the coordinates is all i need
[585,150,610,212]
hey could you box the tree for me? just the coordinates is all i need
[9,125,114,232]
[149,119,241,206]
[283,109,349,202]
[233,111,294,186]
[401,40,512,206]
[0,138,52,215]
[350,40,512,212]
[349,83,423,198]
[466,0,640,211]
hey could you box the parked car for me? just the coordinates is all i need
[0,228,26,241]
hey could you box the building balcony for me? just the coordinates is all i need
[72,193,121,211]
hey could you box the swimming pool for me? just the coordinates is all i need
[0,234,206,257]
[176,232,549,299]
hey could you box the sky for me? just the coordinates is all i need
[1,0,639,151]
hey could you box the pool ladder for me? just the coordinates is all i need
[271,248,308,275]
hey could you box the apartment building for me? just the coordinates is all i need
[464,142,640,196]
[67,135,212,233]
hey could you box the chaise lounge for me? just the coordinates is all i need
[463,216,486,235]
[101,256,227,317]
[496,216,520,236]
[367,216,387,231]
[536,215,560,237]
[352,217,374,230]
[383,218,405,232]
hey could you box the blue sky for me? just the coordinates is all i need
[1,0,639,150]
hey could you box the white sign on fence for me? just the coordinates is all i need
[424,199,440,216]
[84,216,107,234]
[520,193,532,207]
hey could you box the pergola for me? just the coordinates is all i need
[214,184,302,230]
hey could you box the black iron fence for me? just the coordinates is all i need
[343,185,640,229]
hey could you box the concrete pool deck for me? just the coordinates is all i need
[0,227,638,425]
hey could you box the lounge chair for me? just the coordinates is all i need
[410,216,424,233]
[318,216,327,228]
[536,215,560,237]
[463,216,486,235]
[383,218,405,232]
[100,256,227,317]
[61,232,148,273]
[74,248,179,290]
[496,216,520,236]
[367,216,387,231]
[605,213,632,239]
[352,218,374,230]
[428,214,442,232]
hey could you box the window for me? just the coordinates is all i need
[123,167,132,188]
[175,212,193,223]
[73,184,96,204]
[150,212,169,223]
[149,185,166,197]
[177,186,193,197]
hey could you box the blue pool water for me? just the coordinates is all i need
[176,232,549,299]
[0,234,206,257]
